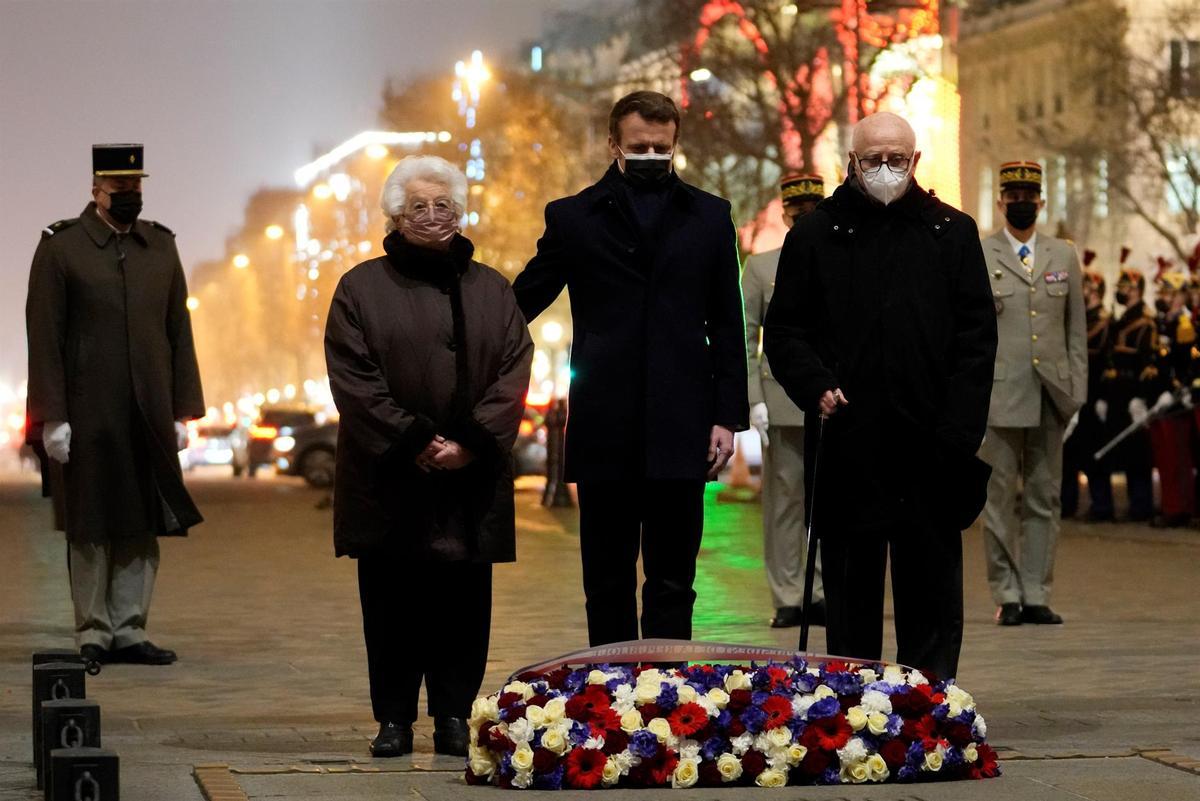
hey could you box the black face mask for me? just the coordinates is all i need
[104,190,143,225]
[1115,290,1131,306]
[1004,200,1038,231]
[620,153,674,188]
[1155,298,1170,313]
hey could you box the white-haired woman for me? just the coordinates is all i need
[324,155,533,758]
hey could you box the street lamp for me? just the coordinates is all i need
[264,224,285,240]
[689,67,713,82]
[186,296,200,311]
[232,253,250,269]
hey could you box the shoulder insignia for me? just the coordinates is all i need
[148,220,175,236]
[41,218,78,238]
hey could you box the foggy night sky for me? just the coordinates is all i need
[0,0,589,385]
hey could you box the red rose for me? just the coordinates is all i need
[545,668,572,690]
[591,707,622,736]
[497,692,522,709]
[564,747,607,789]
[728,689,752,712]
[668,702,709,737]
[823,660,849,673]
[969,743,1001,779]
[533,747,558,772]
[892,687,934,717]
[879,739,908,769]
[943,722,974,747]
[800,712,851,751]
[486,725,515,753]
[528,693,550,708]
[602,729,629,755]
[761,696,793,730]
[740,749,767,779]
[797,745,831,776]
[727,716,747,737]
[698,759,724,786]
[838,692,862,712]
[639,703,662,725]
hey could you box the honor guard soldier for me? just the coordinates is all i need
[1107,257,1158,522]
[1062,253,1116,521]
[1147,269,1198,527]
[25,144,205,665]
[980,161,1086,627]
[742,174,825,628]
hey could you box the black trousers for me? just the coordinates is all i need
[1062,406,1114,519]
[821,522,963,681]
[576,480,705,646]
[357,554,491,723]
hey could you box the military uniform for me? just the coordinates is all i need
[25,145,204,656]
[1107,265,1158,521]
[1062,259,1115,520]
[980,162,1087,618]
[1147,271,1199,525]
[743,174,825,624]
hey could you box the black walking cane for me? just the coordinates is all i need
[798,413,827,653]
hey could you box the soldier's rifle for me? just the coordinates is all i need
[1093,387,1193,461]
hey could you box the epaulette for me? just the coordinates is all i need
[148,220,175,236]
[41,218,78,238]
[1176,314,1195,345]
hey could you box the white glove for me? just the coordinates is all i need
[1062,411,1080,442]
[1094,399,1108,423]
[44,421,71,464]
[1129,397,1149,424]
[1153,391,1175,413]
[1182,389,1194,410]
[750,402,770,448]
[175,421,189,451]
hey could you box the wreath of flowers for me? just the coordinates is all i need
[465,660,999,789]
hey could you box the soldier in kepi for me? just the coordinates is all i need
[25,144,204,666]
[979,161,1086,627]
[1062,253,1115,522]
[742,174,825,629]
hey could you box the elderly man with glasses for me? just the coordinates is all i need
[764,112,997,681]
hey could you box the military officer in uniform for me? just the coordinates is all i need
[1147,270,1198,527]
[980,161,1086,627]
[1062,254,1115,521]
[742,174,825,628]
[26,144,204,665]
[1108,261,1158,522]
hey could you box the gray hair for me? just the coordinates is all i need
[380,155,468,232]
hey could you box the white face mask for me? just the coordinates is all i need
[856,159,911,206]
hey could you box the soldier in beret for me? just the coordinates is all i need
[742,174,825,629]
[25,144,204,666]
[979,161,1086,627]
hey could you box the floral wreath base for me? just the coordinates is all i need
[465,640,999,790]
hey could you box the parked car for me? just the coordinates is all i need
[184,423,249,476]
[247,405,321,477]
[272,419,337,488]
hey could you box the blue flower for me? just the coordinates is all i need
[498,753,514,777]
[658,683,679,710]
[564,669,588,694]
[953,708,977,726]
[569,720,591,746]
[944,746,965,768]
[885,714,903,738]
[819,767,841,785]
[532,730,544,748]
[897,765,918,782]
[788,718,808,739]
[700,736,728,761]
[932,704,949,721]
[605,677,625,693]
[716,709,733,729]
[533,765,564,790]
[806,696,841,720]
[905,741,926,767]
[863,680,902,696]
[629,730,659,759]
[740,704,768,733]
[793,671,819,693]
[789,656,809,674]
[824,670,862,696]
[750,690,771,706]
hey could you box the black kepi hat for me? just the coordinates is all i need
[92,143,148,177]
[999,160,1041,191]
[781,173,824,206]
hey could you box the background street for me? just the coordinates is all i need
[1,467,1197,800]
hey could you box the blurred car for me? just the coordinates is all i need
[247,405,322,477]
[184,423,249,476]
[513,405,548,477]
[272,420,337,488]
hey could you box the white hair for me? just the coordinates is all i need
[380,155,468,232]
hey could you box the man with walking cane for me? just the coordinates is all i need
[765,112,996,680]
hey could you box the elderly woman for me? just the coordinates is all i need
[324,155,533,758]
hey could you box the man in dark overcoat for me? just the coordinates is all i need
[512,91,749,647]
[25,144,204,666]
[764,113,997,680]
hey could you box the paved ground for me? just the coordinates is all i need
[1,466,1198,800]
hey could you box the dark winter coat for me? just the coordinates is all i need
[324,233,533,561]
[764,180,997,532]
[25,204,205,542]
[512,164,749,482]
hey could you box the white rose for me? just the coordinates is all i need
[716,753,743,782]
[755,768,788,787]
[725,670,752,692]
[588,669,609,685]
[731,732,754,755]
[470,696,500,725]
[858,668,879,685]
[543,697,567,723]
[882,665,905,685]
[511,769,533,789]
[867,711,889,737]
[511,744,535,772]
[524,705,547,728]
[964,743,979,763]
[540,727,568,755]
[504,681,534,700]
[923,748,944,772]
[753,733,774,754]
[908,670,929,687]
[602,758,622,787]
[973,714,988,739]
[671,757,700,789]
[647,717,673,742]
[637,668,664,686]
[766,726,792,748]
[846,706,868,731]
[677,684,698,704]
[585,736,606,751]
[468,747,496,780]
[786,743,808,767]
[706,687,730,709]
[946,684,975,711]
[620,709,645,733]
[860,690,892,715]
[866,753,889,781]
[507,717,533,744]
[841,761,870,783]
[814,684,836,700]
[635,682,661,705]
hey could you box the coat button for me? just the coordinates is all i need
[934,224,941,230]
[627,247,635,254]
[1031,310,1038,317]
[847,228,854,234]
[944,216,951,222]
[1030,286,1036,293]
[833,225,839,231]
[1032,335,1039,342]
[1033,357,1040,365]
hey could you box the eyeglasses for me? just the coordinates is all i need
[855,154,911,174]
[404,197,455,215]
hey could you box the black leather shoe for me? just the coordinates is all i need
[433,716,469,756]
[370,721,413,757]
[79,644,108,665]
[770,606,802,628]
[109,641,177,665]
[1151,513,1190,528]
[1021,605,1063,624]
[996,603,1022,626]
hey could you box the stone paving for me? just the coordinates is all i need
[1,468,1198,800]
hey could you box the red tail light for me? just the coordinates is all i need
[249,425,278,440]
[518,420,535,437]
